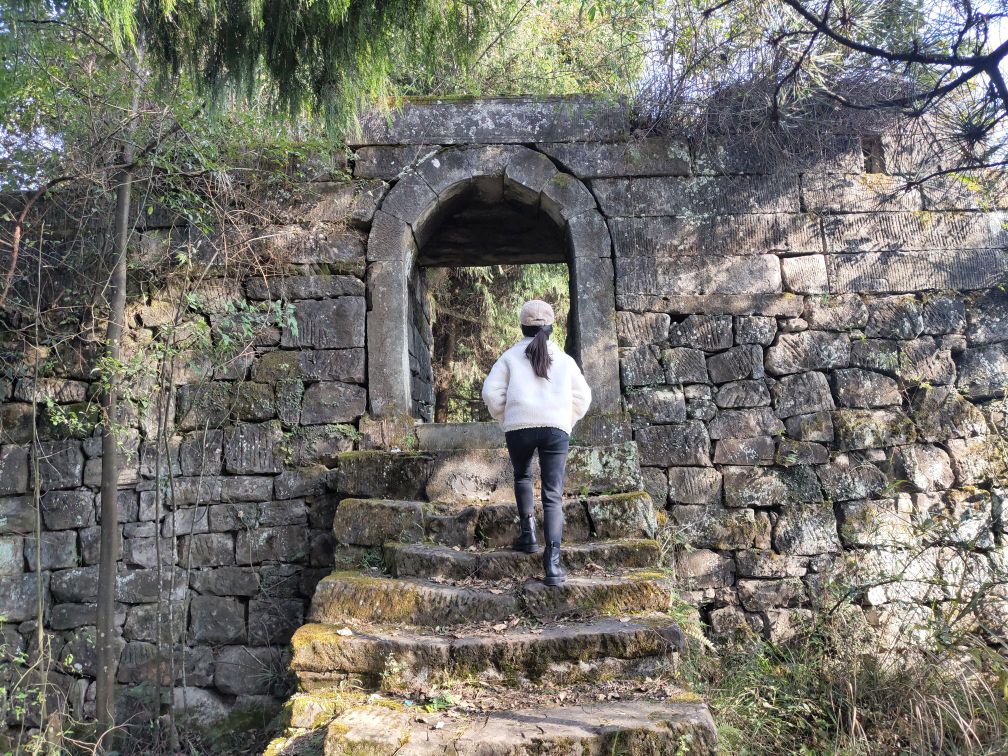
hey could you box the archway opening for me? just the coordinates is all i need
[407,195,574,423]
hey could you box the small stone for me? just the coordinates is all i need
[957,343,1008,399]
[777,317,808,333]
[40,490,94,530]
[674,549,735,589]
[25,531,78,570]
[837,498,917,548]
[301,381,367,424]
[737,578,807,611]
[0,535,24,575]
[669,505,764,550]
[817,460,887,501]
[214,646,282,696]
[831,368,901,407]
[189,596,245,644]
[965,290,1008,344]
[735,549,807,578]
[34,440,85,490]
[686,396,717,421]
[224,421,283,474]
[723,465,822,508]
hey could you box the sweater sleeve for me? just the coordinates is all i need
[481,356,510,423]
[570,360,593,425]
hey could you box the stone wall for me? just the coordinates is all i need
[2,96,1007,727]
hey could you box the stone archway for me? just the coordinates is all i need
[365,145,621,430]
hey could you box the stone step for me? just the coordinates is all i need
[322,698,716,755]
[330,491,657,549]
[308,570,677,626]
[290,616,686,681]
[330,443,644,502]
[383,538,661,581]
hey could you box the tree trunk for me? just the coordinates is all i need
[433,317,458,423]
[95,56,142,747]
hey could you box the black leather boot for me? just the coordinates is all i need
[542,540,566,586]
[512,514,541,554]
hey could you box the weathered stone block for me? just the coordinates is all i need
[615,311,670,347]
[34,440,84,490]
[619,346,664,387]
[0,572,47,622]
[765,331,851,375]
[661,347,709,384]
[771,371,834,418]
[713,437,775,465]
[832,409,916,450]
[124,603,185,643]
[0,535,23,575]
[25,531,78,570]
[248,598,304,645]
[668,314,732,351]
[734,315,777,345]
[784,411,834,442]
[923,295,966,335]
[116,568,188,603]
[956,343,1008,399]
[708,408,784,439]
[636,422,711,466]
[738,578,807,611]
[626,387,686,424]
[816,460,887,501]
[538,138,690,177]
[122,536,177,569]
[781,255,828,294]
[802,173,920,213]
[231,382,277,422]
[300,381,367,424]
[214,645,282,696]
[40,490,94,530]
[616,254,782,297]
[674,549,735,589]
[670,504,765,549]
[178,430,223,476]
[723,464,823,508]
[236,525,308,564]
[735,550,807,578]
[964,290,1008,345]
[831,368,901,408]
[715,380,770,408]
[640,467,669,508]
[332,498,423,546]
[667,467,722,505]
[707,345,763,383]
[891,445,954,492]
[775,439,829,466]
[803,294,869,331]
[224,422,283,474]
[866,295,923,339]
[0,445,29,495]
[946,436,1007,486]
[245,274,364,301]
[837,498,916,548]
[281,297,366,348]
[189,567,260,597]
[179,533,235,567]
[189,596,245,644]
[774,502,841,555]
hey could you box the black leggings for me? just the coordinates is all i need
[504,426,570,544]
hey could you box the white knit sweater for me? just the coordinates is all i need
[481,338,592,434]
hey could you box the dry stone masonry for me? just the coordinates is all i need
[1,96,1006,747]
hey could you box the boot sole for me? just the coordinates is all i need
[513,545,543,554]
[542,576,566,587]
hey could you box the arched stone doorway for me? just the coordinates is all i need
[365,145,621,435]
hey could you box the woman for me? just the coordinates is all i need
[481,299,592,586]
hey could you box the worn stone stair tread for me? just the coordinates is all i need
[383,538,661,580]
[323,698,717,755]
[290,615,686,677]
[308,569,678,626]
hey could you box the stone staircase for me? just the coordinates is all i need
[266,424,717,755]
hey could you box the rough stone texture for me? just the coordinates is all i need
[723,465,822,508]
[662,347,709,384]
[636,422,711,466]
[707,345,764,383]
[833,409,917,450]
[771,371,834,418]
[765,332,851,375]
[831,368,901,408]
[957,343,1008,399]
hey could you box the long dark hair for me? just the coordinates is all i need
[522,324,553,379]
